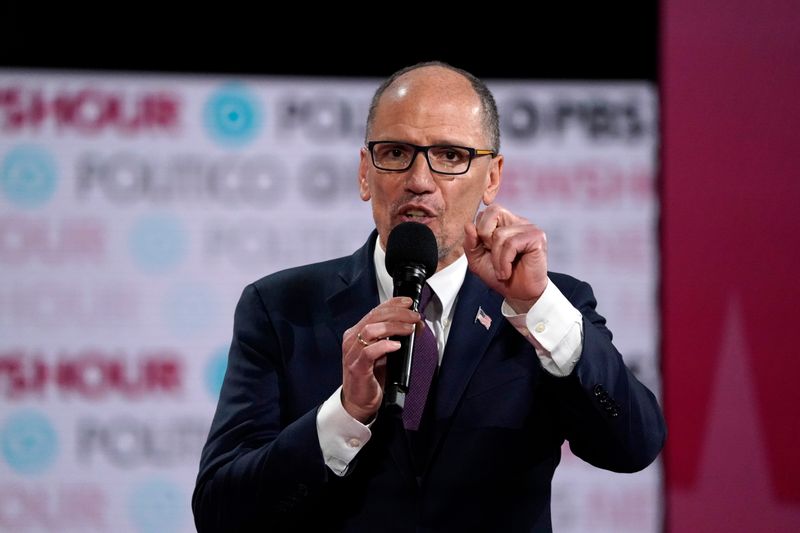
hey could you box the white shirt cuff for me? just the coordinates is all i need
[501,278,583,377]
[316,385,373,476]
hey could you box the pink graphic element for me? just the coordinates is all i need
[0,86,180,134]
[0,216,106,265]
[474,307,492,330]
[670,300,800,531]
[0,483,107,530]
[0,349,183,399]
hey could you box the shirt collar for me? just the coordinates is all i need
[373,234,467,321]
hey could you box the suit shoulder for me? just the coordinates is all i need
[250,255,351,296]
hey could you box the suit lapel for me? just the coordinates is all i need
[420,272,503,476]
[434,271,503,421]
[326,232,380,342]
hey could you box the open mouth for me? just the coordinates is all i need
[402,209,430,220]
[397,207,437,225]
[394,201,439,225]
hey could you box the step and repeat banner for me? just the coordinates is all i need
[0,71,660,532]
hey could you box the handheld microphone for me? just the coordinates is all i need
[383,222,438,409]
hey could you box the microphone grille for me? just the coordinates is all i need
[385,222,439,279]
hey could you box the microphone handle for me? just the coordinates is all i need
[384,265,426,409]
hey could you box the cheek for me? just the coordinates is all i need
[368,181,394,218]
[443,184,484,220]
[369,185,390,207]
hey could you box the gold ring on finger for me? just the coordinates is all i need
[357,332,370,347]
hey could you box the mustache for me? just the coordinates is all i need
[390,195,443,217]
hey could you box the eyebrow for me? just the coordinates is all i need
[379,138,475,147]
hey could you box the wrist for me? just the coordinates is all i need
[506,297,537,315]
[341,391,377,424]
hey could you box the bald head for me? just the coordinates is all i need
[365,62,500,152]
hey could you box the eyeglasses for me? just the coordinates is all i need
[367,141,497,176]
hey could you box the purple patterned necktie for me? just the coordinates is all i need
[402,284,438,431]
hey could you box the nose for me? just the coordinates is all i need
[404,149,437,194]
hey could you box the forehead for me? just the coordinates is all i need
[371,68,486,145]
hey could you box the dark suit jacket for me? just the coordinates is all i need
[193,232,665,532]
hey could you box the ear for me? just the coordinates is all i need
[481,153,503,205]
[358,147,371,201]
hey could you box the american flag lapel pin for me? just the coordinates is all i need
[475,306,492,330]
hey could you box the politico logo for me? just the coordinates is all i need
[74,151,287,206]
[297,155,361,205]
[203,215,371,271]
[0,349,183,400]
[73,151,358,207]
[1,410,58,475]
[76,415,211,468]
[275,92,368,141]
[1,145,58,208]
[0,85,180,135]
[204,83,262,146]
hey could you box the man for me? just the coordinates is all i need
[193,62,666,532]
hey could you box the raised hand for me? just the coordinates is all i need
[464,204,549,314]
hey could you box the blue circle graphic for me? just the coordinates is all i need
[1,411,58,475]
[128,214,188,273]
[204,84,262,146]
[1,146,58,208]
[129,479,183,533]
[205,346,229,399]
[163,282,219,337]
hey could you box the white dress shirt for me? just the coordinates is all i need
[317,236,584,476]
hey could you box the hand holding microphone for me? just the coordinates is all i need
[383,222,438,409]
[340,222,438,422]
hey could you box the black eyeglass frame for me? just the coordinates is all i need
[366,140,497,176]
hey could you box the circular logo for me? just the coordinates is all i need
[163,282,219,337]
[128,479,183,533]
[128,214,188,273]
[1,411,58,475]
[204,84,262,146]
[205,346,229,399]
[1,146,58,208]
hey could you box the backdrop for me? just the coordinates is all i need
[0,71,660,532]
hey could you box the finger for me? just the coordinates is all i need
[490,225,531,280]
[360,320,416,342]
[348,309,419,347]
[385,296,414,308]
[364,300,419,323]
[496,226,547,280]
[345,338,402,375]
[475,206,502,246]
[474,209,485,228]
[463,222,484,263]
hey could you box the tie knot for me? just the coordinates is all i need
[419,284,434,318]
